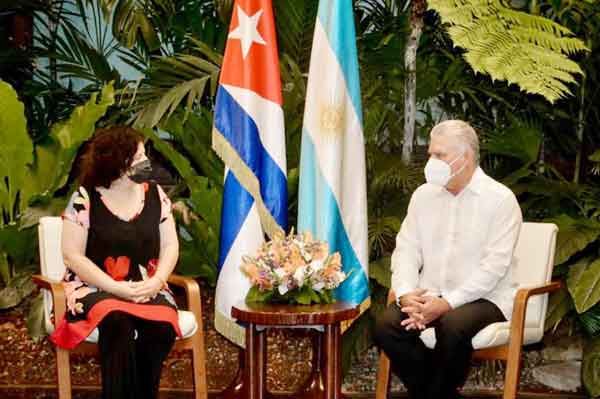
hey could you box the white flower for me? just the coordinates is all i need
[293,266,306,287]
[278,284,289,295]
[309,259,323,272]
[335,271,346,283]
[313,282,325,292]
[274,268,287,281]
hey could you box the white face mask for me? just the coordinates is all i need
[424,152,466,187]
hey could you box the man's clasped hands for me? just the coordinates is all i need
[398,288,452,330]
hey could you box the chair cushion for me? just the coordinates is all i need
[419,321,544,350]
[47,310,198,343]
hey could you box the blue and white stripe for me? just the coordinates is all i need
[214,84,287,347]
[298,0,369,308]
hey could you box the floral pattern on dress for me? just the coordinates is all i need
[51,182,182,349]
[104,256,131,281]
[62,187,90,229]
[62,270,98,316]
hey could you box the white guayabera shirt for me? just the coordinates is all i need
[391,167,523,319]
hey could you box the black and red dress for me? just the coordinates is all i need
[50,182,181,349]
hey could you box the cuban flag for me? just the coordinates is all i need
[298,0,370,323]
[212,0,287,347]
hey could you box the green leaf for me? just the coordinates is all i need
[428,0,589,102]
[368,216,402,258]
[583,336,600,397]
[296,286,313,305]
[23,83,115,202]
[549,215,600,265]
[26,292,46,342]
[369,256,392,289]
[0,286,20,309]
[579,304,600,337]
[245,286,273,303]
[0,272,35,309]
[483,118,542,163]
[143,129,222,231]
[0,225,37,267]
[19,196,70,230]
[161,112,223,186]
[566,257,590,297]
[569,258,600,313]
[589,150,600,162]
[310,289,322,303]
[109,0,173,50]
[177,238,217,286]
[545,285,573,332]
[0,80,33,221]
[341,311,372,376]
[0,252,9,285]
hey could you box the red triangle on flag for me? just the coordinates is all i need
[220,0,283,106]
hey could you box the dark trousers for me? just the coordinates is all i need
[97,311,176,399]
[374,298,506,399]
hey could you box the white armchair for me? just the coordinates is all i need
[32,216,208,399]
[375,222,561,399]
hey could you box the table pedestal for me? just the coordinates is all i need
[224,301,358,399]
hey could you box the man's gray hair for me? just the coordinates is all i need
[430,120,480,165]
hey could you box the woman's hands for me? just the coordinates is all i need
[132,276,165,303]
[109,276,166,303]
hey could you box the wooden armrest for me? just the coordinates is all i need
[515,281,562,300]
[31,274,67,330]
[167,274,195,288]
[167,274,202,318]
[32,274,63,290]
[510,280,561,330]
[500,280,562,384]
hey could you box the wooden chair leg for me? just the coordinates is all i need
[191,330,208,399]
[56,347,72,399]
[375,350,392,399]
[503,344,522,399]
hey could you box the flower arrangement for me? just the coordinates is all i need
[241,230,347,305]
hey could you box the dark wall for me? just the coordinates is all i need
[0,9,33,91]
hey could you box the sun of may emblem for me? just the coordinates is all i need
[319,102,346,137]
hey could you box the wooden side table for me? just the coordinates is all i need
[230,301,359,399]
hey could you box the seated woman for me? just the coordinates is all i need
[50,126,181,399]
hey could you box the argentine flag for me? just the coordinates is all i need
[298,0,370,320]
[212,0,287,347]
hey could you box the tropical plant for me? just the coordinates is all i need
[0,79,115,312]
[120,39,222,129]
[3,0,600,393]
[95,0,175,51]
[428,0,589,103]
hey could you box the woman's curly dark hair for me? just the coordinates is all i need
[79,126,145,189]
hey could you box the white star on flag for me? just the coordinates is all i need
[228,6,267,59]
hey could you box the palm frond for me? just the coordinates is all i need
[480,117,542,164]
[121,38,222,128]
[274,0,319,71]
[428,0,589,103]
[95,0,175,51]
[370,153,424,194]
[368,216,402,258]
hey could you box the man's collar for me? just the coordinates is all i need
[464,166,484,195]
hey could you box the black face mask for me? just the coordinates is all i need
[128,159,152,183]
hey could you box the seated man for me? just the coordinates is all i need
[374,120,522,399]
